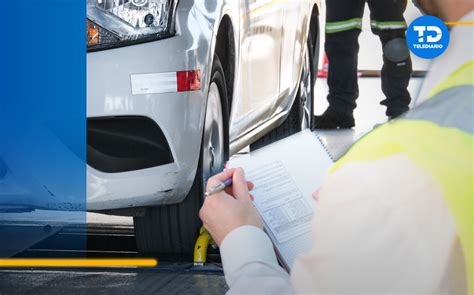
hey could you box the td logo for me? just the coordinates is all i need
[413,26,442,43]
[406,15,449,59]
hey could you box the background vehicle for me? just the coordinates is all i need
[86,0,320,255]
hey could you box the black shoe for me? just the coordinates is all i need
[314,108,355,129]
[382,98,410,119]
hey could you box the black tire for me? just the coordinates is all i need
[250,27,318,151]
[133,55,229,256]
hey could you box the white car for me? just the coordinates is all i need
[4,0,320,255]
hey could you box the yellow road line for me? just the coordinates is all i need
[0,258,158,268]
[445,21,474,25]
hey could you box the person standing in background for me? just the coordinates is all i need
[315,0,412,128]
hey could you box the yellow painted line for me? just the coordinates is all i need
[445,21,474,25]
[0,258,158,268]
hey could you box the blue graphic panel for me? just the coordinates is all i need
[0,0,86,257]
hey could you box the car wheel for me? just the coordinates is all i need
[250,32,316,151]
[134,55,228,256]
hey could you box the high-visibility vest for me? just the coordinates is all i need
[332,60,474,293]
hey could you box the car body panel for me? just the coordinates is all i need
[87,1,220,210]
[229,0,316,153]
[88,0,319,210]
[230,0,283,141]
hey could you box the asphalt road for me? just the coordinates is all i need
[0,269,228,295]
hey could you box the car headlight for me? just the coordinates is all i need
[87,0,177,51]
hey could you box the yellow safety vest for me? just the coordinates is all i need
[332,60,474,293]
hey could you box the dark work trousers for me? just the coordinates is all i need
[325,0,412,117]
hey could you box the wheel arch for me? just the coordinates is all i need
[309,4,320,82]
[173,2,238,199]
[215,15,236,113]
[309,4,320,41]
[212,14,236,160]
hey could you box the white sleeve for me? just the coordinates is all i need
[291,155,457,293]
[220,225,292,295]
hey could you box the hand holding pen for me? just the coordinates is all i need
[199,167,261,246]
[204,178,233,197]
[204,168,254,200]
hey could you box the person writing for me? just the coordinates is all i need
[199,0,474,293]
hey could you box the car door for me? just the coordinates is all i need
[279,1,306,101]
[229,0,284,142]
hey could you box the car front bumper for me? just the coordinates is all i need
[87,8,213,210]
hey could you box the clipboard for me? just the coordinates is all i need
[228,130,333,270]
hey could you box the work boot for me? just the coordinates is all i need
[314,108,355,129]
[381,97,410,120]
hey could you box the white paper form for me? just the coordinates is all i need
[229,130,333,270]
[247,161,313,244]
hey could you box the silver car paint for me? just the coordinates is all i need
[87,0,319,210]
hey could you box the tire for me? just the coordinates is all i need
[133,55,228,256]
[250,27,317,151]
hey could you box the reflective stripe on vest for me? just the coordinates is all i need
[404,85,474,134]
[331,60,474,293]
[430,60,474,98]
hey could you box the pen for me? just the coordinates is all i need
[204,178,233,197]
